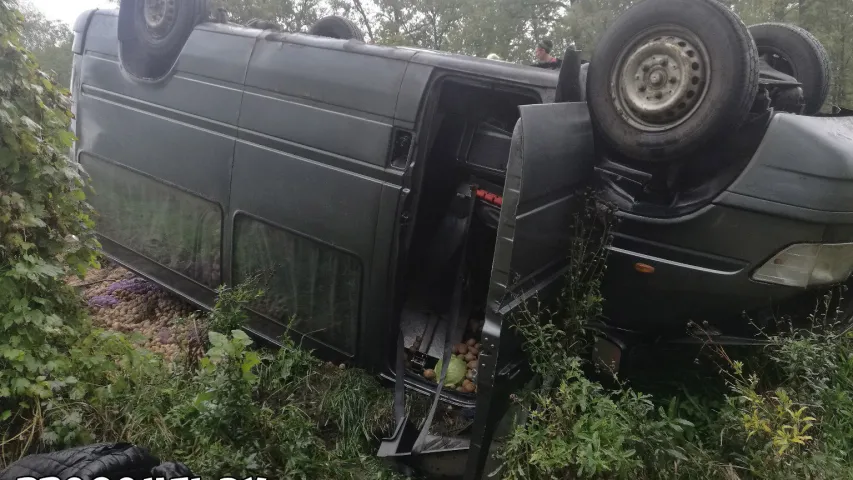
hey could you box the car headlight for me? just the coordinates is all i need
[752,243,853,288]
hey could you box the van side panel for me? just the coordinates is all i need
[242,39,408,167]
[77,96,234,207]
[228,145,398,356]
[245,37,408,119]
[231,40,408,358]
[394,63,433,126]
[229,146,391,262]
[76,12,253,306]
[81,20,254,127]
[78,11,118,57]
[180,25,259,86]
[238,93,393,169]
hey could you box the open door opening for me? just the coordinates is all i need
[380,98,598,475]
[391,79,540,407]
[378,70,600,473]
[463,102,597,479]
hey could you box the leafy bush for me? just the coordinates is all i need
[499,195,853,480]
[501,359,702,479]
[703,294,853,479]
[0,1,99,463]
[499,196,712,479]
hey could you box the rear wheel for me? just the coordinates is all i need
[133,0,208,55]
[586,0,759,162]
[308,16,365,41]
[120,0,209,79]
[749,23,831,115]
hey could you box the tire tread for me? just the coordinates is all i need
[750,22,831,114]
[715,0,760,131]
[309,16,365,41]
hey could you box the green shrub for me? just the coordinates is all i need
[499,197,712,479]
[0,1,99,464]
[704,292,853,479]
[500,360,702,479]
[38,280,399,479]
[499,195,853,480]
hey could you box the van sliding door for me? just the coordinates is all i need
[465,102,596,480]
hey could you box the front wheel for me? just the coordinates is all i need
[586,0,759,162]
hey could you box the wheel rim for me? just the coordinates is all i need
[611,26,711,132]
[143,0,177,37]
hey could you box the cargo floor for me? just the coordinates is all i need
[400,290,470,360]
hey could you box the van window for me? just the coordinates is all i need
[81,154,222,287]
[232,215,362,354]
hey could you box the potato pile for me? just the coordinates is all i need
[423,338,482,394]
[79,264,197,361]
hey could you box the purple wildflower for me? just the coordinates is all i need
[106,277,157,295]
[158,328,172,345]
[105,278,138,294]
[88,295,119,308]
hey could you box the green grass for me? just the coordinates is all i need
[2,281,402,479]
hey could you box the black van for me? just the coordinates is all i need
[71,0,853,477]
[71,3,575,475]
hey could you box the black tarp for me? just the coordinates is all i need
[0,443,193,480]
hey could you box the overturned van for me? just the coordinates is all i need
[71,2,577,475]
[70,0,853,477]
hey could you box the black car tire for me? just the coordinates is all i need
[119,0,208,79]
[131,0,208,57]
[749,23,831,115]
[308,16,365,41]
[586,0,759,162]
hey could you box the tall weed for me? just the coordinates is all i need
[499,193,853,479]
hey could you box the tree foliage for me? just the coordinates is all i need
[29,0,853,106]
[209,0,852,107]
[210,0,326,33]
[14,1,73,88]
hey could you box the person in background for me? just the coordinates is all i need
[532,39,562,70]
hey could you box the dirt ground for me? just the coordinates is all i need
[69,261,483,441]
[69,261,201,360]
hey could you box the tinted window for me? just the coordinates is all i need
[82,154,222,287]
[232,215,362,354]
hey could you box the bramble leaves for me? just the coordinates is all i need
[0,0,98,461]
